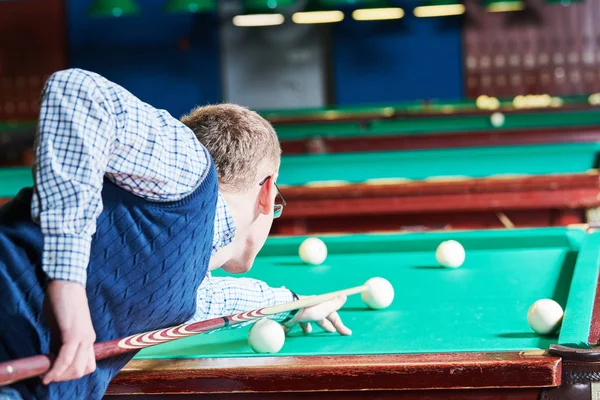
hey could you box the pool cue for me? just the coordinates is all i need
[0,282,368,386]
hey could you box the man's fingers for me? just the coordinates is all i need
[43,343,78,384]
[292,294,350,336]
[322,294,347,316]
[316,318,336,333]
[327,312,352,336]
[45,343,97,383]
[86,345,97,375]
[63,343,90,380]
[303,294,347,321]
[300,322,312,334]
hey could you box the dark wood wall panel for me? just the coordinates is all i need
[463,0,599,98]
[0,0,67,121]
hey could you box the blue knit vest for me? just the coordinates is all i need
[0,164,218,399]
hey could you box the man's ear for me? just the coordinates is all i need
[258,177,274,216]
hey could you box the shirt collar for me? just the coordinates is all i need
[212,191,236,254]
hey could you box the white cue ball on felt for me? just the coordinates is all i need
[299,237,327,265]
[490,112,505,128]
[435,240,465,268]
[361,277,395,309]
[527,299,564,335]
[248,319,285,353]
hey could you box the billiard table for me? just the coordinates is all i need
[105,227,600,399]
[2,143,599,233]
[273,108,600,155]
[263,95,595,124]
[272,142,600,235]
[0,167,31,206]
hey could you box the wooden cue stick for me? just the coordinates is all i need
[0,283,368,386]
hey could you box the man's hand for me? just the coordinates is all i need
[42,280,97,385]
[284,294,351,336]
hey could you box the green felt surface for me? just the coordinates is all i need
[2,143,599,197]
[273,109,600,141]
[260,94,593,121]
[370,109,600,136]
[0,121,36,132]
[278,143,600,186]
[0,167,32,198]
[134,227,598,360]
[558,231,600,346]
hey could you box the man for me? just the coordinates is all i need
[0,69,348,400]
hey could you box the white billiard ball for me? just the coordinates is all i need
[299,237,327,265]
[435,240,466,268]
[527,299,564,335]
[490,112,505,128]
[361,277,395,309]
[248,318,285,353]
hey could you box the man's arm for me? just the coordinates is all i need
[190,274,296,325]
[190,274,351,336]
[33,69,116,285]
[33,69,115,384]
[33,68,209,383]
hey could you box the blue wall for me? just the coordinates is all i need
[66,0,464,111]
[331,3,464,105]
[67,0,221,118]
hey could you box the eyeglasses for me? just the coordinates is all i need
[259,176,286,219]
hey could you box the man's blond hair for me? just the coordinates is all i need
[181,104,281,191]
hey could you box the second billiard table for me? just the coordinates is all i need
[272,142,600,235]
[105,227,600,399]
[273,108,600,155]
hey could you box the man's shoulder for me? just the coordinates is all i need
[46,68,116,92]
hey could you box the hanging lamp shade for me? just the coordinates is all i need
[483,0,525,12]
[243,0,296,13]
[319,0,387,7]
[165,0,217,13]
[88,0,139,17]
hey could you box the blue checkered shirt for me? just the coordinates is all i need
[33,68,293,322]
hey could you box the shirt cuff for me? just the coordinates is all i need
[42,235,92,286]
[271,287,297,323]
